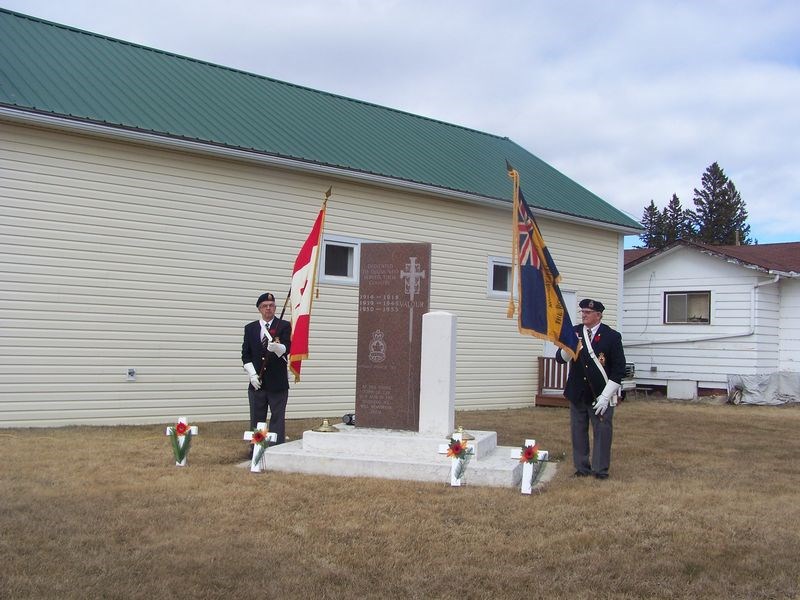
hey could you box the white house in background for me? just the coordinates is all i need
[622,240,800,399]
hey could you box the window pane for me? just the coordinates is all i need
[492,264,511,292]
[666,294,687,323]
[324,244,352,277]
[687,293,710,323]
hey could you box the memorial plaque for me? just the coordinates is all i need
[355,243,431,431]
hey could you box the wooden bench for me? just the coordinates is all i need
[535,356,569,407]
[536,358,637,407]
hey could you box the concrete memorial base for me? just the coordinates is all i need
[235,310,558,490]
[240,424,557,488]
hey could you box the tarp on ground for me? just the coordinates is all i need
[727,371,800,405]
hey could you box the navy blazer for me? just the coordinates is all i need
[241,318,292,392]
[556,322,626,403]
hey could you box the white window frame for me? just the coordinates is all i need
[319,234,362,286]
[487,256,515,299]
[664,291,711,324]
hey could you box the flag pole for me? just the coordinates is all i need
[278,287,291,321]
[307,187,331,306]
[506,161,519,319]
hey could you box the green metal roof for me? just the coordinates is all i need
[0,8,641,229]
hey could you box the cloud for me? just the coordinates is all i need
[4,0,799,243]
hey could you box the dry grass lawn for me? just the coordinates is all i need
[1,398,799,599]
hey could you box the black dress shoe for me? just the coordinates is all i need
[594,473,609,480]
[572,471,590,478]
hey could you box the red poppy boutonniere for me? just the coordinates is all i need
[592,333,601,344]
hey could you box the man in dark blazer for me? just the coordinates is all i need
[555,298,626,479]
[242,292,292,444]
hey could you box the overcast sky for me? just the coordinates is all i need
[4,0,799,246]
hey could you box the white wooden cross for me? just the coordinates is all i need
[165,416,198,467]
[437,432,474,487]
[243,422,277,473]
[510,439,549,494]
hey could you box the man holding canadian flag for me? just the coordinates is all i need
[287,188,329,382]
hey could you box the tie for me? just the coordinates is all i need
[586,328,593,343]
[262,323,270,349]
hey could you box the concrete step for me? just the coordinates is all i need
[242,424,557,488]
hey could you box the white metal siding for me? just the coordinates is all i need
[622,247,783,387]
[1,121,623,426]
[779,278,800,372]
[545,225,622,327]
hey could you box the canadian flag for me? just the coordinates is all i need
[289,196,328,381]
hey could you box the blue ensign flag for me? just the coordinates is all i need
[507,167,577,358]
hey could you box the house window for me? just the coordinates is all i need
[488,257,513,298]
[664,291,710,324]
[320,235,361,285]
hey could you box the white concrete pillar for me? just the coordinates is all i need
[418,311,456,436]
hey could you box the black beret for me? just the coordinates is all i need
[256,292,275,307]
[579,298,605,312]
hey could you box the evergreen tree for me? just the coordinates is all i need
[639,200,666,248]
[661,193,694,244]
[689,162,752,245]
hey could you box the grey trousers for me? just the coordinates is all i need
[570,399,614,477]
[248,387,289,444]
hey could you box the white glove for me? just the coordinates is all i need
[593,380,621,416]
[243,362,261,390]
[267,342,286,358]
[593,395,609,416]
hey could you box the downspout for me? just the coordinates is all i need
[750,273,782,336]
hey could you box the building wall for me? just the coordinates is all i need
[0,121,623,426]
[622,247,782,389]
[779,278,800,372]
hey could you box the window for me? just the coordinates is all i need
[320,235,361,285]
[488,257,513,298]
[664,291,710,324]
